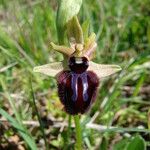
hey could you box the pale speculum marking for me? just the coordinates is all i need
[71,73,78,101]
[71,72,89,102]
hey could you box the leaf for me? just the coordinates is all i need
[147,25,150,44]
[113,139,129,150]
[0,108,37,150]
[99,137,108,150]
[56,0,82,44]
[57,0,82,29]
[126,135,146,150]
[148,109,150,129]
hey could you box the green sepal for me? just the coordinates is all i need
[82,20,90,42]
[67,16,84,44]
[56,0,82,44]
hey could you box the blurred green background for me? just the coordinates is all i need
[0,0,150,149]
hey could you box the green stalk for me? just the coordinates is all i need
[74,115,82,150]
[56,9,72,149]
[68,115,72,140]
[56,1,83,149]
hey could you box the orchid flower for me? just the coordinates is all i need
[33,33,121,115]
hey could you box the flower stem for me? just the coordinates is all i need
[68,115,72,137]
[74,115,82,150]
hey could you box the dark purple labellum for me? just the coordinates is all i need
[57,57,99,115]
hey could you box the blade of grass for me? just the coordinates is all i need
[0,79,22,124]
[0,78,37,149]
[86,123,150,133]
[133,73,146,97]
[0,108,37,150]
[30,78,48,150]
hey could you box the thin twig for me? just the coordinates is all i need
[0,118,68,128]
[0,119,149,133]
[0,62,18,73]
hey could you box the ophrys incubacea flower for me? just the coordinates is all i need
[33,34,121,115]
